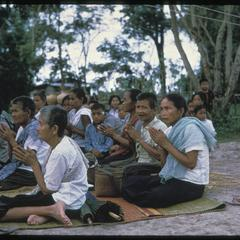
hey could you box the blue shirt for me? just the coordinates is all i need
[84,124,113,153]
[104,113,123,135]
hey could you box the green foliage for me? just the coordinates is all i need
[0,5,43,109]
[213,104,240,141]
[118,5,170,94]
[91,37,160,91]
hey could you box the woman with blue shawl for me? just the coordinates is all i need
[122,93,216,208]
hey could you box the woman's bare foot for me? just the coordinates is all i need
[49,201,72,227]
[27,215,49,225]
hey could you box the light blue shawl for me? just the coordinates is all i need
[159,117,217,183]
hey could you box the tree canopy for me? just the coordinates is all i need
[0,4,239,114]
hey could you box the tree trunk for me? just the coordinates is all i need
[56,10,65,90]
[222,43,240,111]
[213,6,227,94]
[224,5,233,91]
[169,5,197,94]
[154,28,166,96]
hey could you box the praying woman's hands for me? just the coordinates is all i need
[148,127,169,148]
[12,146,38,166]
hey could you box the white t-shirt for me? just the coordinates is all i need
[202,119,216,136]
[16,126,50,172]
[44,136,89,210]
[137,117,167,164]
[163,124,209,185]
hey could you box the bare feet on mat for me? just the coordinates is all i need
[27,215,49,225]
[50,200,73,227]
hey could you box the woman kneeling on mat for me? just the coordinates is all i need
[0,105,89,226]
[122,93,216,208]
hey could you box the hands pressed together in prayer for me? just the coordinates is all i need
[97,124,115,137]
[12,146,38,166]
[0,123,15,145]
[148,127,169,148]
[124,124,141,142]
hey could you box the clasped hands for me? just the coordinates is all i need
[97,124,115,137]
[0,123,15,144]
[12,145,38,166]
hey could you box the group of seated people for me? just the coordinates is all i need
[0,84,219,226]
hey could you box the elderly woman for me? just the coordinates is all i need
[122,93,216,208]
[0,105,89,226]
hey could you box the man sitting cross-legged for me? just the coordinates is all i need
[124,92,167,165]
[0,96,50,190]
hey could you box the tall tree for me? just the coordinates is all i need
[0,5,46,109]
[90,37,160,92]
[169,5,240,112]
[119,5,170,95]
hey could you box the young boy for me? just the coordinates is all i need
[118,103,129,125]
[84,103,122,163]
[198,79,215,113]
[194,104,216,136]
[186,99,195,116]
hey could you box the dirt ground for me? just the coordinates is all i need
[8,141,240,236]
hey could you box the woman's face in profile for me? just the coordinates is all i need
[160,98,183,126]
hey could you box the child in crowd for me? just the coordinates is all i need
[186,99,195,116]
[84,103,116,163]
[118,103,129,125]
[33,90,47,120]
[198,78,215,114]
[193,105,216,136]
[192,93,204,108]
[108,95,121,119]
[57,92,72,112]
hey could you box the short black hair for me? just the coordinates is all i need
[199,78,208,84]
[126,89,142,102]
[137,92,157,109]
[33,90,46,102]
[108,95,121,105]
[191,93,204,102]
[91,102,105,112]
[11,96,35,118]
[71,88,87,104]
[193,104,206,115]
[162,93,187,116]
